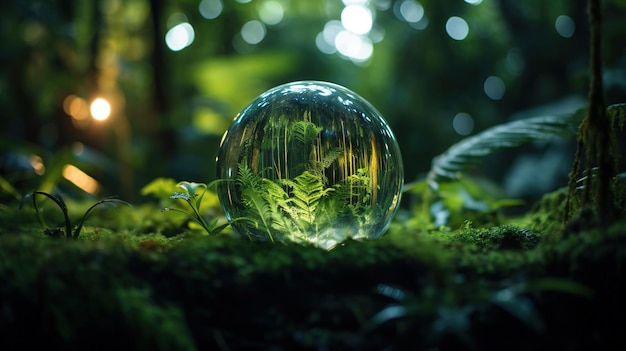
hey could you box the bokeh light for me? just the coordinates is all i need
[446,16,469,40]
[165,22,195,51]
[90,98,112,121]
[452,113,474,135]
[317,7,377,63]
[396,0,424,23]
[464,0,483,5]
[241,20,266,45]
[317,20,343,54]
[484,76,506,100]
[63,95,90,121]
[555,15,575,38]
[29,155,45,175]
[62,164,101,194]
[341,4,373,35]
[199,0,223,20]
[259,0,284,25]
[335,30,373,62]
[505,48,524,76]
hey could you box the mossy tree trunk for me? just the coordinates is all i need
[565,0,617,230]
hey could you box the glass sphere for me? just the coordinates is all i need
[216,81,403,249]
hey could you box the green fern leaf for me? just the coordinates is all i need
[241,188,275,242]
[290,120,322,145]
[237,163,276,242]
[427,113,582,190]
[282,171,333,224]
[261,178,305,236]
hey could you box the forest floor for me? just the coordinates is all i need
[1,185,625,351]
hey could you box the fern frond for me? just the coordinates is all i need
[290,120,322,145]
[237,162,263,189]
[241,187,275,242]
[260,178,304,236]
[426,113,582,190]
[282,171,333,224]
[237,162,275,242]
[319,148,343,170]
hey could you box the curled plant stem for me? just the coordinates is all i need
[20,191,132,239]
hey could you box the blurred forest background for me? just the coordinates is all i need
[1,0,625,205]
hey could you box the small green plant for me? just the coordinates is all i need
[228,119,377,247]
[234,161,374,245]
[19,190,132,239]
[162,181,236,235]
[401,112,585,227]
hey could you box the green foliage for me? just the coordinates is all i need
[406,178,525,228]
[290,120,323,145]
[230,118,376,248]
[2,191,626,350]
[426,113,583,191]
[19,190,131,239]
[402,112,584,229]
[281,170,334,224]
[162,181,233,236]
[140,177,180,203]
[235,159,373,248]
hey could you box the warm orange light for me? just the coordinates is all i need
[90,98,111,121]
[63,95,90,121]
[62,164,100,194]
[29,155,45,175]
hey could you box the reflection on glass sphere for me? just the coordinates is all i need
[216,81,403,250]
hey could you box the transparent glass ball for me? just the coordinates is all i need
[216,81,403,249]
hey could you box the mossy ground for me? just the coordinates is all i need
[1,188,625,351]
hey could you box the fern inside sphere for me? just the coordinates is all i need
[216,81,403,249]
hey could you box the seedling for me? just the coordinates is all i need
[162,181,240,235]
[19,191,132,239]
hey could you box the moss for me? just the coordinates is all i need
[1,192,626,350]
[444,224,539,251]
[0,234,196,350]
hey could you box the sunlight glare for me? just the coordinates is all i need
[341,4,373,35]
[165,22,195,51]
[62,164,101,194]
[90,98,111,121]
[335,30,373,62]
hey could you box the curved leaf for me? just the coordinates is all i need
[426,113,582,191]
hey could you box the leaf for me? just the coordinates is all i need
[237,163,276,242]
[290,120,322,145]
[426,113,582,191]
[73,198,132,239]
[241,187,275,242]
[20,191,72,238]
[140,178,179,200]
[282,171,333,224]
